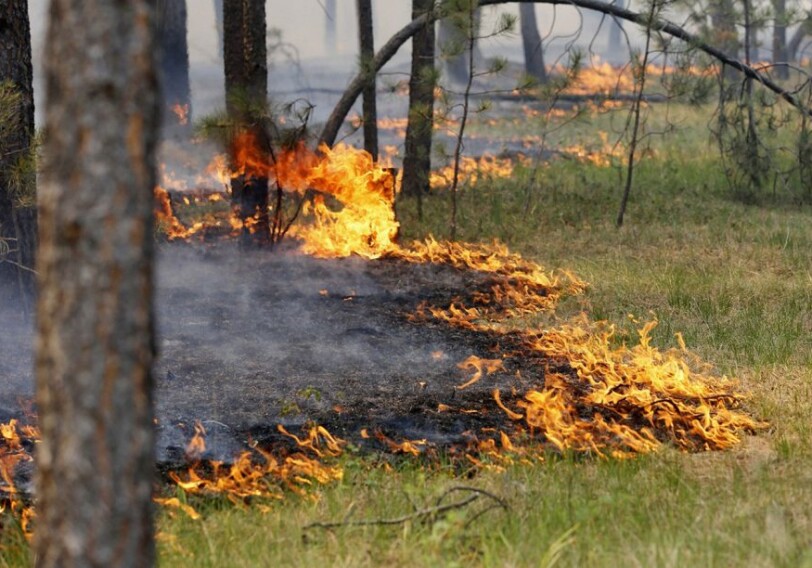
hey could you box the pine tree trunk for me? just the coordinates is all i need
[224,0,270,246]
[772,0,788,79]
[157,0,192,131]
[608,0,625,53]
[519,4,547,83]
[0,0,36,304]
[402,0,436,205]
[357,0,378,160]
[35,1,159,566]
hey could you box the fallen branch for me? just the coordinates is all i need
[302,485,508,530]
[319,0,812,147]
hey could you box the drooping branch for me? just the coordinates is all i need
[319,0,812,148]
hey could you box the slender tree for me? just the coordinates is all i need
[0,0,36,306]
[214,0,224,57]
[772,0,788,79]
[224,0,270,245]
[325,0,337,53]
[156,0,192,130]
[35,0,159,565]
[608,0,625,53]
[357,0,379,160]
[438,2,483,84]
[401,0,437,216]
[519,4,547,83]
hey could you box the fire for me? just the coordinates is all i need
[170,103,189,126]
[167,424,344,505]
[0,419,37,538]
[430,154,528,189]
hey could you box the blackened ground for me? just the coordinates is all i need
[0,242,547,467]
[153,242,546,464]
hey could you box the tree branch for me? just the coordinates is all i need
[318,0,812,148]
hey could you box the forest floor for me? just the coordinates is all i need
[3,100,812,567]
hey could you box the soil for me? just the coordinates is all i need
[0,242,549,469]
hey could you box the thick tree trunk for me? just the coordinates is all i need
[357,0,378,160]
[402,0,436,205]
[157,0,192,130]
[519,4,547,83]
[35,1,159,566]
[0,0,36,304]
[224,0,270,246]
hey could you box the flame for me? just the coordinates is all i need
[456,355,505,390]
[0,419,37,538]
[430,154,529,189]
[170,103,189,126]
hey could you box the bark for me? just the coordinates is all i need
[772,0,788,79]
[357,0,379,160]
[325,0,337,54]
[402,0,437,206]
[224,0,270,246]
[438,3,483,84]
[519,4,547,83]
[320,0,812,148]
[0,0,36,303]
[35,1,159,566]
[156,0,192,130]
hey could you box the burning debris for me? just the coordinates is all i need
[1,134,763,535]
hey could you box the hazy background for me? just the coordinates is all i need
[27,1,609,126]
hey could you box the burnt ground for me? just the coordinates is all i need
[1,242,546,468]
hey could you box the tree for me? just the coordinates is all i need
[772,0,789,80]
[401,0,438,215]
[438,1,484,84]
[224,0,270,246]
[35,0,159,565]
[357,0,379,161]
[156,0,192,130]
[325,0,337,54]
[0,0,36,307]
[519,4,547,83]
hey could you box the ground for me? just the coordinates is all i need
[2,99,811,566]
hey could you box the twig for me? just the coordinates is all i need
[302,486,507,531]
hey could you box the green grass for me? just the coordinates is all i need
[4,103,812,567]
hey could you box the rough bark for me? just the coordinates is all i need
[0,0,36,303]
[519,4,547,83]
[156,0,192,130]
[224,0,270,246]
[402,0,437,205]
[357,0,379,160]
[35,1,159,566]
[320,0,812,148]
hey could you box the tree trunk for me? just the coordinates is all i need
[157,0,192,131]
[772,0,788,79]
[357,0,378,160]
[608,0,625,53]
[438,5,483,84]
[224,0,270,246]
[710,0,740,81]
[0,0,36,305]
[402,0,436,207]
[519,4,547,83]
[325,0,337,54]
[35,1,159,565]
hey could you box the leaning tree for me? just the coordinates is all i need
[35,0,160,564]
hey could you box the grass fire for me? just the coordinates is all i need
[4,1,812,564]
